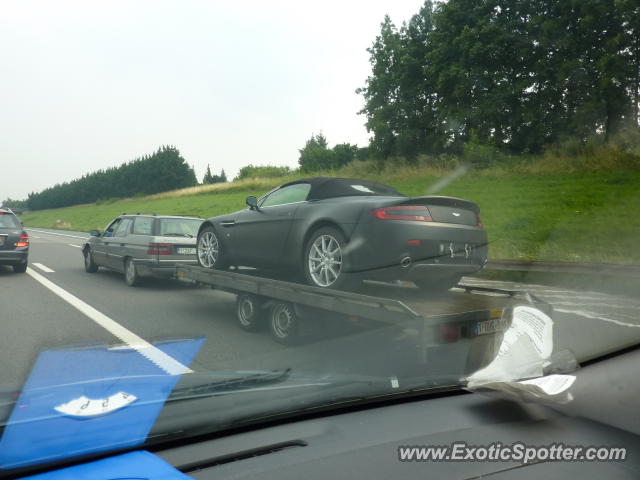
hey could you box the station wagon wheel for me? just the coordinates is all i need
[124,257,139,287]
[268,302,299,345]
[197,226,223,269]
[84,248,98,273]
[236,293,265,332]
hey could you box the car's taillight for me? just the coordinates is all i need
[438,323,460,343]
[147,243,171,255]
[15,233,29,248]
[372,205,433,221]
[475,212,483,227]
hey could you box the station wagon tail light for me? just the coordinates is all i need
[475,212,483,227]
[147,243,171,255]
[438,322,460,343]
[372,205,433,222]
[15,233,29,248]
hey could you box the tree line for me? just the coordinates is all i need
[356,0,640,160]
[25,146,198,211]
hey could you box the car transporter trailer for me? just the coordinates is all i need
[175,265,552,367]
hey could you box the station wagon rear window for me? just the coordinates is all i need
[159,218,201,237]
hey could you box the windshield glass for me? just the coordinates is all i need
[0,0,639,476]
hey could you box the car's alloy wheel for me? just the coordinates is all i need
[124,258,139,287]
[307,234,343,287]
[197,227,220,269]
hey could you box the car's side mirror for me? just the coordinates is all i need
[89,229,102,237]
[246,195,259,210]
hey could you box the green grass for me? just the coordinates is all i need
[20,169,640,264]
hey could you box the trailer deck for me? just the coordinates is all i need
[175,265,552,359]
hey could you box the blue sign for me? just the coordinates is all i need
[0,338,204,470]
[21,450,192,479]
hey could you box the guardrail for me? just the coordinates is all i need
[486,260,640,278]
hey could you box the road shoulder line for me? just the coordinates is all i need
[25,267,193,376]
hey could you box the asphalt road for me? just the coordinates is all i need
[1,228,639,395]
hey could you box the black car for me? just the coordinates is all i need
[0,208,29,273]
[196,177,488,291]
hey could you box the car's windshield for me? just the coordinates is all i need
[0,0,639,476]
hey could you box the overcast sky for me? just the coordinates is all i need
[1,0,425,200]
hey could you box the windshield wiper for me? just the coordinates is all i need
[167,369,292,402]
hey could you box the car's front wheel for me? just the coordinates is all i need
[84,248,98,273]
[197,226,227,269]
[303,227,356,290]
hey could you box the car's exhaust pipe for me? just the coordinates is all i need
[400,256,412,268]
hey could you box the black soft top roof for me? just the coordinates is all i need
[282,177,405,200]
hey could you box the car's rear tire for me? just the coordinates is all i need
[236,293,265,332]
[268,302,299,345]
[414,275,461,293]
[124,257,140,287]
[13,262,27,273]
[303,227,357,290]
[84,248,98,273]
[197,225,227,270]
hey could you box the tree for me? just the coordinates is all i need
[202,164,214,184]
[332,143,359,167]
[27,146,197,211]
[357,15,404,159]
[298,133,336,172]
[358,0,640,158]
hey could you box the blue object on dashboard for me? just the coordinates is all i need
[0,338,205,470]
[20,450,192,479]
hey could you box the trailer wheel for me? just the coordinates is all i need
[236,293,265,332]
[268,302,299,345]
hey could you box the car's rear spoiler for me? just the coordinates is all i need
[391,196,480,214]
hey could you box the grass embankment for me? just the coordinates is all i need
[20,164,640,264]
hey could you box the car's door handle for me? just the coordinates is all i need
[221,221,236,227]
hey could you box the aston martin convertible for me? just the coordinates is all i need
[196,177,488,291]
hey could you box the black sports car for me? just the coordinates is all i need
[196,177,488,291]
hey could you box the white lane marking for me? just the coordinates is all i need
[25,268,193,376]
[32,235,42,239]
[68,244,82,248]
[32,263,55,273]
[26,228,88,240]
[554,308,640,329]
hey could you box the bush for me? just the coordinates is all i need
[234,165,292,181]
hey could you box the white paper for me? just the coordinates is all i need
[519,374,576,395]
[54,391,137,417]
[466,306,554,387]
